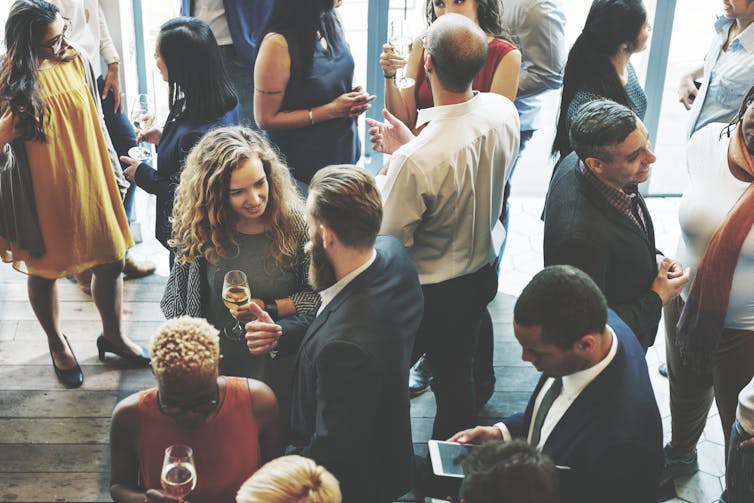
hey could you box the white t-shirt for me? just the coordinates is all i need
[676,122,754,329]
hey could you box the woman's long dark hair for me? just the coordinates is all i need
[552,0,646,157]
[0,0,59,142]
[158,17,237,124]
[722,85,754,139]
[425,0,513,43]
[260,0,344,78]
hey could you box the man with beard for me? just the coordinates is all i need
[244,165,423,503]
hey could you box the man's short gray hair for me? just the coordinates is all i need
[569,100,638,162]
[425,13,488,93]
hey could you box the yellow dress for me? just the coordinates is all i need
[0,54,133,279]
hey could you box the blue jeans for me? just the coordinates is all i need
[219,45,255,128]
[98,76,137,221]
[728,420,754,503]
[496,128,534,273]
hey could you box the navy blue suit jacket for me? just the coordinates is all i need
[278,236,424,503]
[181,0,272,65]
[503,310,663,503]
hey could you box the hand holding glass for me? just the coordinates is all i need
[161,444,197,502]
[128,94,155,161]
[222,270,250,341]
[389,20,415,89]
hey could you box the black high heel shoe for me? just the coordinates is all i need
[50,335,84,388]
[96,335,151,367]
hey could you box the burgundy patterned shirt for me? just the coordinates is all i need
[579,161,648,234]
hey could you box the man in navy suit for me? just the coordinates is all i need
[181,0,272,126]
[451,265,663,503]
[245,165,424,503]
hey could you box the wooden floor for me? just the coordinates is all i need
[0,261,534,502]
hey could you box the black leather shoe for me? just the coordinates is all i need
[97,335,151,367]
[409,354,433,397]
[50,335,84,388]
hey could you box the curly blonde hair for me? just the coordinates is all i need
[151,316,220,383]
[170,126,304,269]
[236,455,342,503]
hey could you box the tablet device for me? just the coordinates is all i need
[427,440,478,478]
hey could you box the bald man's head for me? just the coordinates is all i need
[424,13,488,93]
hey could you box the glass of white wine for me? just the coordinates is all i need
[222,270,250,341]
[389,19,415,89]
[128,94,155,162]
[161,444,196,502]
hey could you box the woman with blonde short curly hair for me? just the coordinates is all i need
[109,317,281,503]
[236,455,341,503]
[162,126,319,382]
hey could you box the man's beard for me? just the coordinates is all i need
[305,234,337,291]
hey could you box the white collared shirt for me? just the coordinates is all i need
[316,250,377,316]
[496,326,618,449]
[193,0,233,46]
[379,92,519,285]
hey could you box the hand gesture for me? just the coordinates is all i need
[678,74,699,111]
[448,426,502,445]
[235,299,264,324]
[119,156,141,182]
[651,257,690,305]
[102,63,123,113]
[245,302,283,355]
[137,127,162,145]
[365,108,415,155]
[0,108,21,146]
[144,489,182,502]
[379,43,407,78]
[329,88,376,119]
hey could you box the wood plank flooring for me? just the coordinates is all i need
[0,262,534,502]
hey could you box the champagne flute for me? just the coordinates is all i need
[128,94,155,161]
[389,19,415,89]
[222,270,250,341]
[161,444,197,502]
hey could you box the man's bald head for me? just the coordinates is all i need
[425,13,488,93]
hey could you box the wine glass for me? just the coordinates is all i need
[128,94,155,161]
[222,270,250,341]
[389,19,415,89]
[161,444,197,502]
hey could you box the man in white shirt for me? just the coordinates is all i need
[450,265,663,503]
[372,13,519,441]
[244,166,423,503]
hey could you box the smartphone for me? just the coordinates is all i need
[427,440,478,478]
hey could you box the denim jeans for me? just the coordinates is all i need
[727,420,754,503]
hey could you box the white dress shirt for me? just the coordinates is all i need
[193,0,233,46]
[379,92,519,285]
[316,250,376,316]
[52,0,119,78]
[502,0,567,131]
[496,326,618,450]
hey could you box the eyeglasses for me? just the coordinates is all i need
[39,18,71,53]
[158,386,219,416]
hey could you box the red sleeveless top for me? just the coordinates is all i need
[414,37,517,110]
[136,377,261,503]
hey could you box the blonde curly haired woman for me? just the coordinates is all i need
[162,126,318,422]
[236,455,341,503]
[110,317,280,503]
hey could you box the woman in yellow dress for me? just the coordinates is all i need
[0,0,149,387]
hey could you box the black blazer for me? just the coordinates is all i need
[543,152,662,349]
[503,310,663,503]
[279,236,424,503]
